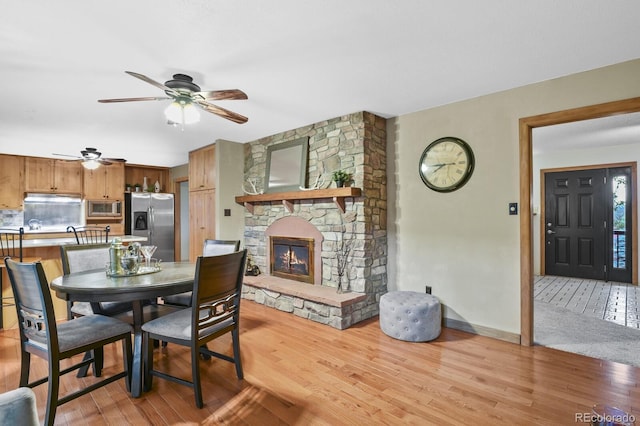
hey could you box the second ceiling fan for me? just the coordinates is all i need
[98,71,248,124]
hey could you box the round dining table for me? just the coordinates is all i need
[50,261,196,398]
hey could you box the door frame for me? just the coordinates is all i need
[173,176,188,262]
[519,96,640,346]
[539,163,637,279]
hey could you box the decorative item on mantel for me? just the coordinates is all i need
[300,161,328,191]
[242,178,264,195]
[154,180,161,193]
[332,170,351,188]
[299,173,327,191]
[134,183,142,192]
[125,183,132,192]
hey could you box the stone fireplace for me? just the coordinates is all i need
[238,111,387,329]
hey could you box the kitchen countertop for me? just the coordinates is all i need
[21,235,147,248]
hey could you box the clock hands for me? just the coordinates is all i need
[428,162,456,174]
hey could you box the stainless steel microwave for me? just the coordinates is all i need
[86,200,122,217]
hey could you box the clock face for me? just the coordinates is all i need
[418,137,474,192]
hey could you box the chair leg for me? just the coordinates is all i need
[200,343,211,360]
[19,351,31,387]
[76,347,103,378]
[94,347,104,377]
[77,357,89,377]
[191,344,203,408]
[45,361,61,426]
[231,328,244,379]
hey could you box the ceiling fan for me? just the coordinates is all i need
[98,71,248,124]
[53,147,127,169]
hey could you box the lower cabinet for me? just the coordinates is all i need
[189,189,215,261]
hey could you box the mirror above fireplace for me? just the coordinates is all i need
[264,137,309,193]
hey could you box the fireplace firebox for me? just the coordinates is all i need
[270,236,314,284]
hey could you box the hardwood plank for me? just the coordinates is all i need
[0,300,637,425]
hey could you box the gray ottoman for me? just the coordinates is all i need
[379,291,441,342]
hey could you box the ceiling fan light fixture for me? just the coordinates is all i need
[82,159,101,170]
[164,100,200,125]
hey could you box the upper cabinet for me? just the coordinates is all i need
[125,165,170,193]
[25,158,83,194]
[83,162,125,200]
[0,155,25,209]
[189,144,216,191]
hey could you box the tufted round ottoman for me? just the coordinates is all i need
[379,291,441,342]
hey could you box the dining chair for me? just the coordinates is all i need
[0,387,39,426]
[60,243,132,320]
[162,239,240,308]
[0,227,24,330]
[60,243,177,376]
[66,225,110,244]
[0,227,41,330]
[142,249,247,408]
[4,258,132,426]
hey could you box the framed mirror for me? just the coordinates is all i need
[264,137,309,193]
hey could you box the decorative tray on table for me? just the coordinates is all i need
[106,265,162,278]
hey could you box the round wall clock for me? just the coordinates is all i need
[418,136,475,192]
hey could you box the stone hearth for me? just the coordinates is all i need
[239,111,387,329]
[242,275,367,329]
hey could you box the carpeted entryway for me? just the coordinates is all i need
[534,275,640,368]
[534,302,640,368]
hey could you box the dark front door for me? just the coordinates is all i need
[544,167,632,283]
[545,169,606,280]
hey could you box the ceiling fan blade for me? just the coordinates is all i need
[194,100,248,124]
[102,157,127,163]
[125,71,172,92]
[98,96,170,103]
[52,153,82,159]
[194,89,248,101]
[98,159,113,166]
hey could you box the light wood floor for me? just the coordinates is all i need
[1,300,638,425]
[535,275,640,329]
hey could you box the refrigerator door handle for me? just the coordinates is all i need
[148,206,154,240]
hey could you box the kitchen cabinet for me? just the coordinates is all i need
[189,144,216,191]
[83,162,124,200]
[189,189,215,261]
[0,155,24,209]
[125,165,170,193]
[25,158,83,194]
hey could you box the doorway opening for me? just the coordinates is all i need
[519,96,640,346]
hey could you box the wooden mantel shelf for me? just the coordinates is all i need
[235,187,361,214]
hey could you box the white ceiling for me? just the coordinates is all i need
[1,1,640,167]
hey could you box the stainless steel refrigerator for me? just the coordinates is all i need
[125,192,175,262]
